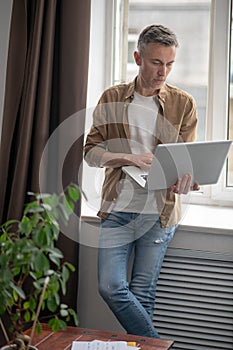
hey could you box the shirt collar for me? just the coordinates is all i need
[157,84,167,103]
[123,78,136,101]
[124,76,167,103]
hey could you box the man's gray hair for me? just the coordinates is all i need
[137,24,179,55]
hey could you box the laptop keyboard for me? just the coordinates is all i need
[139,174,148,181]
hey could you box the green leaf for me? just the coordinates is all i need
[60,266,70,295]
[33,280,42,290]
[29,295,37,311]
[10,282,26,300]
[54,291,60,305]
[65,262,76,273]
[49,274,60,292]
[60,309,69,317]
[32,277,46,290]
[48,317,67,331]
[13,266,21,276]
[46,269,56,276]
[27,191,37,196]
[68,308,79,326]
[33,252,50,274]
[58,319,67,330]
[19,216,33,235]
[24,310,31,322]
[41,203,52,212]
[60,278,66,296]
[48,317,60,332]
[68,185,80,202]
[12,312,20,322]
[0,302,6,314]
[50,221,60,239]
[33,228,48,248]
[57,205,69,225]
[61,198,72,215]
[29,271,38,280]
[0,232,7,242]
[48,255,60,267]
[36,193,51,200]
[0,219,18,230]
[65,197,75,213]
[62,265,70,283]
[2,268,12,283]
[23,301,30,310]
[48,247,63,259]
[26,205,44,214]
[47,294,58,313]
[36,322,42,335]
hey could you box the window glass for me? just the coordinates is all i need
[127,0,211,141]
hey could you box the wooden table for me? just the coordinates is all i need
[27,324,174,350]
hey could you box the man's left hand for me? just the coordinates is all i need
[170,174,200,194]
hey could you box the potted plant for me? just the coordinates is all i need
[0,183,81,350]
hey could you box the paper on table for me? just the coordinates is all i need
[71,340,140,350]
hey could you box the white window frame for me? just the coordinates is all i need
[189,0,232,206]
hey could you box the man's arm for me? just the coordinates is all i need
[84,127,153,170]
[100,152,153,170]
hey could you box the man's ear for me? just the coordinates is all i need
[134,51,141,66]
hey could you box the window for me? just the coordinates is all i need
[207,0,232,203]
[114,0,233,206]
[126,0,233,204]
[127,0,211,142]
[82,0,233,218]
[228,3,233,187]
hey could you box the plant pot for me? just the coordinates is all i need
[0,345,38,350]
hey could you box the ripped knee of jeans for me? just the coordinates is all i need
[154,238,165,244]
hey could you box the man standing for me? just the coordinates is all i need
[84,24,199,338]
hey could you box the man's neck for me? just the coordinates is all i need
[135,77,160,97]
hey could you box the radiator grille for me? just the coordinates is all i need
[154,253,233,350]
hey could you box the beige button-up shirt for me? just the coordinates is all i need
[84,78,197,227]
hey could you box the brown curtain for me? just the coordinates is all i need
[0,0,90,338]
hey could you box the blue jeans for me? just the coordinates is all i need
[98,212,177,338]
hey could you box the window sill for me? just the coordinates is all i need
[81,202,233,234]
[179,204,233,234]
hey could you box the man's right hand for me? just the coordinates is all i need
[100,152,153,170]
[126,153,153,171]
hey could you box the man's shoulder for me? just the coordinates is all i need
[100,81,135,102]
[163,83,195,101]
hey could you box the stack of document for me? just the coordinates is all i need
[71,340,140,350]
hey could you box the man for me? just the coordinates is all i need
[84,24,199,338]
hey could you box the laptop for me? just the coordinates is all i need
[122,140,232,190]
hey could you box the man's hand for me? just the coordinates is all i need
[127,153,153,171]
[170,174,200,195]
[100,152,153,169]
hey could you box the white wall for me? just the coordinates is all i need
[77,218,126,332]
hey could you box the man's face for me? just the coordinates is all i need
[134,43,176,91]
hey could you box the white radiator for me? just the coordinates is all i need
[154,249,233,350]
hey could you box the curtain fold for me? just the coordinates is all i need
[0,0,90,339]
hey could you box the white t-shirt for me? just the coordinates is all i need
[113,92,159,213]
